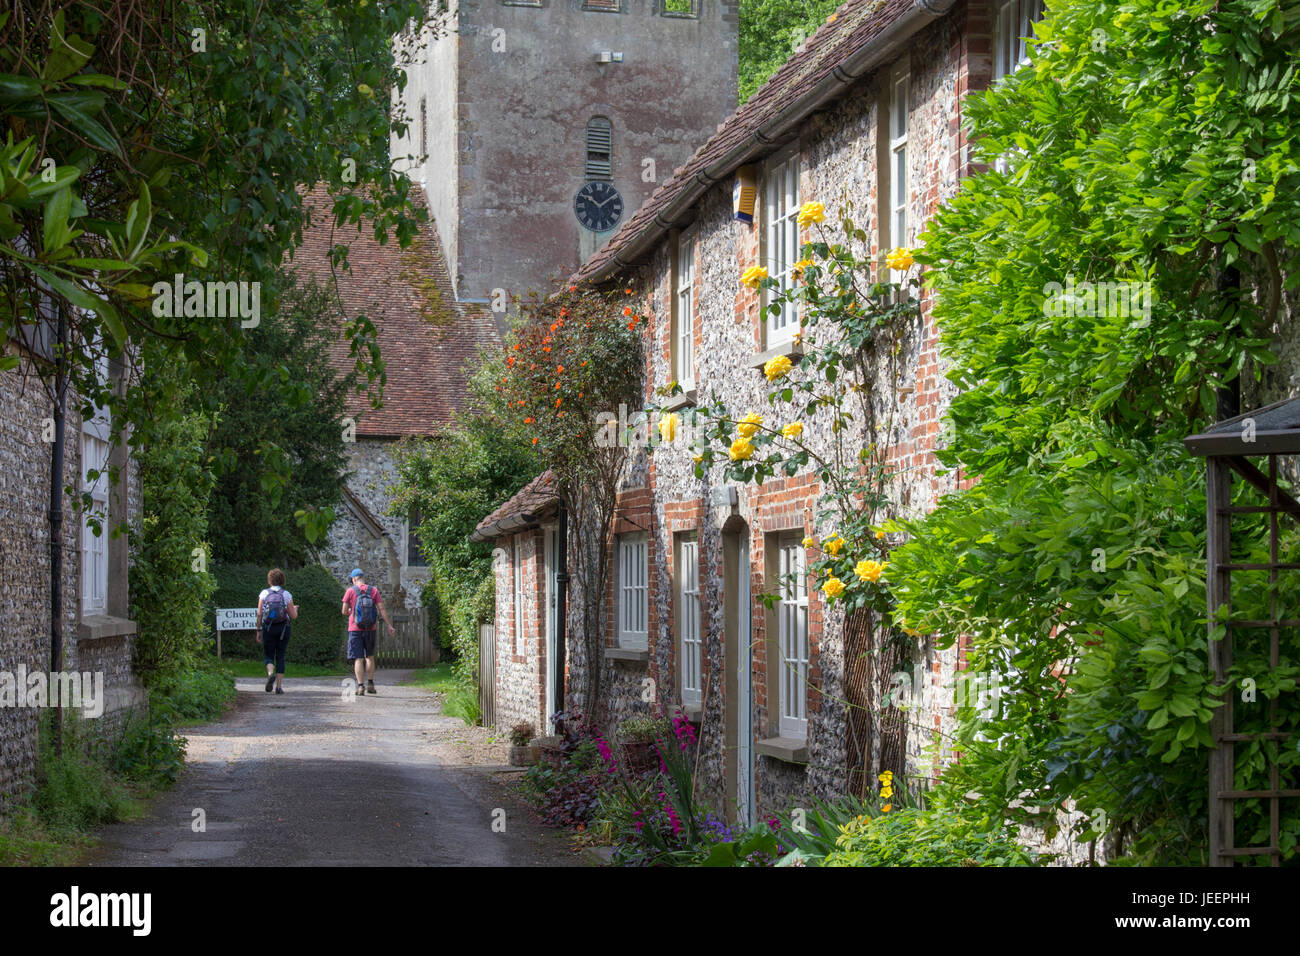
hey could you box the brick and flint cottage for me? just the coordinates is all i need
[478,0,1053,828]
[0,323,145,805]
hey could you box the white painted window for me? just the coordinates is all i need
[993,0,1045,81]
[763,146,800,346]
[677,535,702,706]
[80,353,111,616]
[617,533,648,649]
[777,536,809,738]
[889,69,909,275]
[512,535,525,653]
[674,234,695,387]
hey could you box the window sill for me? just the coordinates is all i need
[660,389,697,412]
[749,343,804,371]
[755,735,808,765]
[606,647,649,663]
[76,615,137,642]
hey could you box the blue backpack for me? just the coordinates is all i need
[263,588,289,637]
[352,585,378,630]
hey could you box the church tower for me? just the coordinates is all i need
[393,0,739,308]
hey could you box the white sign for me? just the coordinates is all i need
[216,607,258,631]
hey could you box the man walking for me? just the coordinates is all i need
[342,568,393,695]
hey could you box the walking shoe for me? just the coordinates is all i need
[275,686,284,695]
[265,675,275,692]
[367,681,377,695]
[355,682,365,696]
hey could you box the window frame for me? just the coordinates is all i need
[762,143,801,348]
[774,534,809,739]
[616,532,649,650]
[512,534,525,654]
[80,351,111,616]
[405,505,427,568]
[677,533,702,707]
[993,0,1045,82]
[888,67,910,282]
[672,230,696,389]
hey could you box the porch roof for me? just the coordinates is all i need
[1183,396,1300,457]
[470,470,559,542]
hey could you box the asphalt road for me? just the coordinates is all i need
[83,671,580,867]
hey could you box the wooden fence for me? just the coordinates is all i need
[478,623,496,727]
[371,606,437,668]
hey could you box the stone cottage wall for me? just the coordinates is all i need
[0,352,143,807]
[320,438,429,610]
[491,528,545,734]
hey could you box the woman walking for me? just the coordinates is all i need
[257,568,299,694]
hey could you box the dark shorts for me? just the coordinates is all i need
[347,630,376,661]
[263,626,290,673]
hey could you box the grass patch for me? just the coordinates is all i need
[402,663,459,693]
[219,658,351,678]
[0,808,89,866]
[402,665,481,725]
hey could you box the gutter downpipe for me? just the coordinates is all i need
[593,0,958,281]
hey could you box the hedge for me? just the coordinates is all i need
[209,562,345,666]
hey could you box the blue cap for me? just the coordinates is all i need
[349,568,364,580]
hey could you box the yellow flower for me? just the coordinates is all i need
[658,412,678,443]
[854,559,887,583]
[781,422,804,440]
[737,412,763,439]
[693,453,704,465]
[881,803,892,813]
[742,265,769,289]
[880,786,893,799]
[801,536,815,548]
[886,247,914,271]
[797,201,826,228]
[821,576,845,599]
[764,354,793,382]
[729,437,755,461]
[902,624,921,638]
[791,257,814,281]
[879,771,894,782]
[824,534,845,556]
[875,529,885,540]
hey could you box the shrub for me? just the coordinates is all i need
[111,700,188,788]
[822,807,1037,867]
[33,721,138,834]
[509,723,535,747]
[210,561,344,666]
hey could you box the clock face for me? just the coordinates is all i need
[574,180,624,232]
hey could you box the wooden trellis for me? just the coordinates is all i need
[1185,397,1300,867]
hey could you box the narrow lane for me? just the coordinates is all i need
[83,671,579,867]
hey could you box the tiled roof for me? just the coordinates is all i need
[292,184,500,438]
[574,0,928,283]
[471,470,559,541]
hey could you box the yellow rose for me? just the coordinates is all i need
[801,536,815,548]
[764,354,793,382]
[781,422,804,440]
[854,559,886,583]
[693,453,704,465]
[797,201,826,228]
[821,576,845,599]
[729,437,755,461]
[658,412,678,443]
[824,534,845,556]
[736,412,763,439]
[791,257,814,281]
[885,247,914,271]
[742,265,769,289]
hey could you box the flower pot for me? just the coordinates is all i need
[509,744,539,767]
[621,739,660,775]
